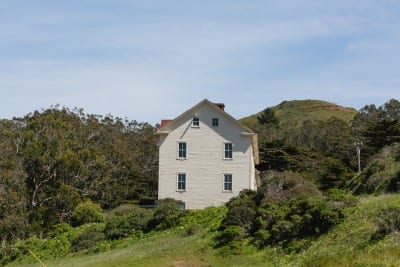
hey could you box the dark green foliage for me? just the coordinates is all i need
[254,197,342,249]
[372,206,400,241]
[347,143,400,194]
[214,225,245,254]
[71,200,104,227]
[257,172,321,205]
[104,207,152,240]
[150,198,185,230]
[257,108,279,125]
[0,107,158,234]
[218,173,344,252]
[183,224,202,236]
[0,120,29,255]
[221,190,257,232]
[71,225,105,252]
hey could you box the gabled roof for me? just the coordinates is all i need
[158,99,255,134]
[157,99,259,164]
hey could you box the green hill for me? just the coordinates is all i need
[241,99,357,129]
[7,195,400,267]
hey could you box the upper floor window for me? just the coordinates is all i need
[178,142,186,159]
[224,143,233,159]
[192,117,200,127]
[177,173,186,191]
[223,174,233,192]
[212,118,219,127]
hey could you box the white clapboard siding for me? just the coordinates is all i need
[157,100,257,209]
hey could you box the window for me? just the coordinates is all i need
[192,117,200,127]
[224,143,233,159]
[177,173,186,191]
[223,174,232,191]
[212,118,219,126]
[178,142,186,159]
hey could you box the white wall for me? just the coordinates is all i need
[158,104,255,209]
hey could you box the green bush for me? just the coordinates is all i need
[71,225,105,252]
[104,207,152,240]
[372,206,400,241]
[256,172,321,205]
[218,174,344,252]
[254,197,342,249]
[221,189,257,232]
[150,198,185,230]
[214,226,245,255]
[183,224,202,236]
[71,200,104,227]
[48,223,74,238]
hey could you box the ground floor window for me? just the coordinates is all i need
[177,173,186,191]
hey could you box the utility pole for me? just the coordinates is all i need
[354,141,363,173]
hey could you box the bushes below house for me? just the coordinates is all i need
[217,172,353,252]
[149,198,185,230]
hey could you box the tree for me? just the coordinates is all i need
[257,108,279,125]
[0,120,28,255]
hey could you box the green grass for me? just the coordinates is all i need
[298,194,400,267]
[241,99,357,129]
[7,230,269,267]
[7,195,400,267]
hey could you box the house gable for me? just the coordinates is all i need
[157,99,259,209]
[157,99,259,164]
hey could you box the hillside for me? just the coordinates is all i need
[2,98,400,267]
[7,195,400,267]
[240,99,357,129]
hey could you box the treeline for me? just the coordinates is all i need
[0,107,158,250]
[255,98,400,191]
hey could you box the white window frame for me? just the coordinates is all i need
[177,173,186,192]
[192,117,200,127]
[223,142,233,159]
[177,142,187,159]
[212,118,219,127]
[223,173,233,192]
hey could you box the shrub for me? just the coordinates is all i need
[372,206,400,241]
[48,223,74,238]
[71,200,104,227]
[71,225,105,252]
[214,226,245,255]
[256,172,321,205]
[150,198,185,230]
[218,174,343,252]
[221,190,257,232]
[104,207,152,240]
[183,224,202,236]
[253,197,342,249]
[326,188,357,209]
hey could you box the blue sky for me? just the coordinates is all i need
[1,0,399,124]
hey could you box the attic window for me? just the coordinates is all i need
[192,117,200,127]
[212,118,219,127]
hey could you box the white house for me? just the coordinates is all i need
[157,99,259,209]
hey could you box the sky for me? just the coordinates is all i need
[0,0,399,124]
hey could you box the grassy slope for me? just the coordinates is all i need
[9,195,400,267]
[298,194,400,267]
[240,99,357,129]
